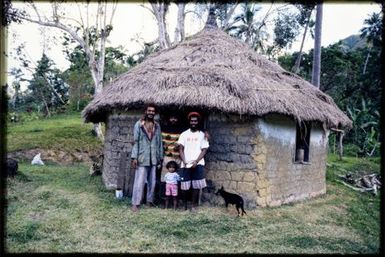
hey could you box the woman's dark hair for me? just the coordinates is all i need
[166,160,178,169]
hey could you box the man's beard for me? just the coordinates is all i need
[190,124,197,131]
[145,114,154,120]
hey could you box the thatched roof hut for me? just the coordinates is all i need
[82,17,352,208]
[82,27,351,130]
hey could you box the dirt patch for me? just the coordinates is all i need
[7,148,102,165]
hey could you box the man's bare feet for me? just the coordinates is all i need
[131,205,139,212]
[146,202,156,208]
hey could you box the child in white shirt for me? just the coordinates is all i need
[164,161,180,210]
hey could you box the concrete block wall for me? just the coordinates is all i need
[102,111,141,191]
[204,113,264,208]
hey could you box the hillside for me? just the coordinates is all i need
[338,34,367,51]
[7,112,103,164]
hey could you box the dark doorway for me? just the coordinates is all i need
[159,108,207,132]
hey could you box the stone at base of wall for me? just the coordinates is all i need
[103,176,117,190]
[202,192,223,205]
[268,199,282,207]
[267,188,326,207]
[309,188,326,198]
[256,197,267,207]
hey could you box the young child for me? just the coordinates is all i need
[164,161,180,210]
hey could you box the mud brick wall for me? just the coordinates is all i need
[260,115,329,207]
[204,113,329,208]
[102,111,142,192]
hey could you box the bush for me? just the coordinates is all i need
[344,144,361,157]
[17,112,43,123]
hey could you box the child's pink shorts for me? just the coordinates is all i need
[165,183,178,196]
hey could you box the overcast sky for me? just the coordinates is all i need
[6,1,381,90]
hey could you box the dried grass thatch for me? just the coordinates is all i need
[82,27,352,129]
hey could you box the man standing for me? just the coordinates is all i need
[131,104,163,212]
[178,112,209,213]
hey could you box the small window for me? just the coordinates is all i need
[295,121,311,163]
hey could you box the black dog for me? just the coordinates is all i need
[216,186,246,216]
[6,158,18,177]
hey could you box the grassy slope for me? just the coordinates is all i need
[5,113,381,253]
[7,112,103,154]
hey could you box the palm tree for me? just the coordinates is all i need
[360,12,382,46]
[227,2,268,53]
[360,12,382,74]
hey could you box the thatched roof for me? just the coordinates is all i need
[82,27,352,129]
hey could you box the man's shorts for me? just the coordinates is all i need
[165,183,178,196]
[179,165,207,190]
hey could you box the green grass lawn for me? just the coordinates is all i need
[5,112,381,253]
[5,156,380,253]
[7,112,103,154]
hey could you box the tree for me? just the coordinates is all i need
[360,12,382,74]
[278,33,382,156]
[273,9,300,51]
[126,42,159,67]
[61,44,93,111]
[174,2,186,44]
[8,68,25,111]
[292,3,316,73]
[10,41,68,107]
[62,43,129,111]
[311,2,323,88]
[227,2,268,53]
[147,0,171,49]
[103,46,129,81]
[143,1,204,50]
[215,2,239,31]
[2,0,25,25]
[226,2,294,58]
[12,1,118,140]
[27,53,68,116]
